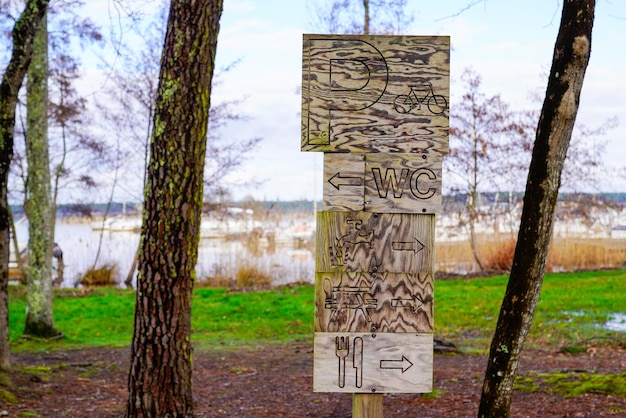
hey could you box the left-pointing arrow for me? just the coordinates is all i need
[380,355,414,373]
[328,172,363,190]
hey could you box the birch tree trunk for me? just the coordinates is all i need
[478,1,595,416]
[125,1,223,416]
[0,0,50,370]
[23,12,58,338]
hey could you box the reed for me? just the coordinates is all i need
[482,239,516,271]
[79,264,118,287]
[437,235,626,275]
[546,238,626,272]
[235,263,273,289]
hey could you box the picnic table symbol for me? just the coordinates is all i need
[323,276,378,323]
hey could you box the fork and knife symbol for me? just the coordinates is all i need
[335,336,364,388]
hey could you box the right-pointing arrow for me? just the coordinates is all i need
[391,238,425,253]
[328,172,363,190]
[380,355,414,373]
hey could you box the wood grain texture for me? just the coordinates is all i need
[323,153,442,214]
[364,153,441,213]
[316,212,434,273]
[302,34,449,154]
[314,272,434,333]
[313,332,433,393]
[353,394,383,418]
[324,153,365,211]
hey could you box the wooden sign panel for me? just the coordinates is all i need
[313,332,433,393]
[302,35,450,154]
[316,212,434,273]
[324,153,364,211]
[314,272,434,333]
[323,153,442,213]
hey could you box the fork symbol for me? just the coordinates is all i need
[335,336,350,388]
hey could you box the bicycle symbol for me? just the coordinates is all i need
[393,83,447,115]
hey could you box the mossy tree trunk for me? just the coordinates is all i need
[0,0,50,370]
[125,1,223,416]
[478,1,595,416]
[23,13,58,338]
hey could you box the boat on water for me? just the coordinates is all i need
[199,216,262,239]
[92,215,142,232]
[92,208,267,239]
[90,210,316,245]
[9,243,64,285]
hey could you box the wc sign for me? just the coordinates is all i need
[323,152,442,214]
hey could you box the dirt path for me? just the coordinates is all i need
[2,343,625,417]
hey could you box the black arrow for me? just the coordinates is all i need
[391,298,424,311]
[391,238,425,253]
[328,172,363,190]
[380,355,414,373]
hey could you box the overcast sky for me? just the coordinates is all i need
[78,0,626,202]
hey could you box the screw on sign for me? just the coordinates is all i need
[301,33,449,417]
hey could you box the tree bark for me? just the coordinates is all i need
[0,0,50,370]
[468,186,484,271]
[125,1,223,416]
[478,1,595,417]
[362,0,370,34]
[23,12,58,338]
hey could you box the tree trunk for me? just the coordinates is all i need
[0,0,50,370]
[363,0,370,34]
[468,187,484,271]
[8,206,27,283]
[23,13,58,338]
[125,1,223,416]
[478,1,595,416]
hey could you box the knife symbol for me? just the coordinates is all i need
[352,337,364,388]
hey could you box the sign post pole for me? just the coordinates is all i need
[301,34,450,417]
[353,393,383,418]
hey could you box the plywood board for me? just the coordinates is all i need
[323,153,364,211]
[314,272,434,333]
[302,35,450,154]
[316,212,434,273]
[313,332,433,393]
[323,153,442,214]
[364,153,441,214]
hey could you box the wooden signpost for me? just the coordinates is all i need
[301,34,449,417]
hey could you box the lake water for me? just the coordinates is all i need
[604,313,626,332]
[13,216,316,288]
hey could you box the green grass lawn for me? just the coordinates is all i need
[435,269,626,352]
[7,269,626,353]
